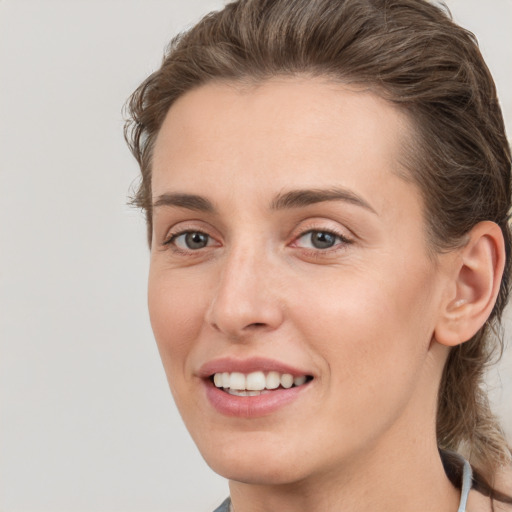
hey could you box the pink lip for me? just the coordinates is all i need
[204,382,309,417]
[198,357,313,418]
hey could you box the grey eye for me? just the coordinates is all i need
[174,231,211,250]
[309,231,336,249]
[296,230,341,250]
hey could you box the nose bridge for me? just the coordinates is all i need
[207,237,283,337]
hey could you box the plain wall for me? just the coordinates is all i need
[0,1,511,511]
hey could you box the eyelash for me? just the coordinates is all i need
[291,228,353,256]
[163,230,218,254]
[162,226,353,256]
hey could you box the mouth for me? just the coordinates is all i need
[210,371,313,396]
[199,357,314,417]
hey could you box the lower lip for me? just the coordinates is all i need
[204,380,310,418]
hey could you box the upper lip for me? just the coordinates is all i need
[198,357,312,379]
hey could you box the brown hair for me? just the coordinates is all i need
[124,0,512,498]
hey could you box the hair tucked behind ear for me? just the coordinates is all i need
[124,0,512,496]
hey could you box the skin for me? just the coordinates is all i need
[148,78,501,512]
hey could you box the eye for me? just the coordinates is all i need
[295,230,349,250]
[169,231,213,250]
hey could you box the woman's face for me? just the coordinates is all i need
[149,78,452,485]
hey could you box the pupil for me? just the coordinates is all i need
[312,231,335,249]
[186,232,208,249]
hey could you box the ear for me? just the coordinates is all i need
[434,221,506,347]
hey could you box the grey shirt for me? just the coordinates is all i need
[212,497,231,512]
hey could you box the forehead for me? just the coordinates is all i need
[151,78,416,213]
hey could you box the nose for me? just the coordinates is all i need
[205,243,284,339]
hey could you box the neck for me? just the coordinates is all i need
[229,415,460,512]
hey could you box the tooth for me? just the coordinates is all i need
[227,389,246,396]
[294,375,307,386]
[228,389,258,397]
[213,373,223,387]
[229,372,246,390]
[266,371,281,389]
[281,373,294,389]
[246,371,266,391]
[215,371,307,392]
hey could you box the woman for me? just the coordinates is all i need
[125,0,512,510]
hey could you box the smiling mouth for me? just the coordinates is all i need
[211,371,313,396]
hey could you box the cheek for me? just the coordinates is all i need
[293,261,436,390]
[147,266,209,377]
[287,271,437,457]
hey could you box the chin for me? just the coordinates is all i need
[209,458,306,486]
[196,433,312,485]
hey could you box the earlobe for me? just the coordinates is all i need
[434,221,505,347]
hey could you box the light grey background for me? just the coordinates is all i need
[0,1,510,511]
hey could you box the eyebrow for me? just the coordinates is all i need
[152,187,376,214]
[152,193,215,213]
[270,187,377,214]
